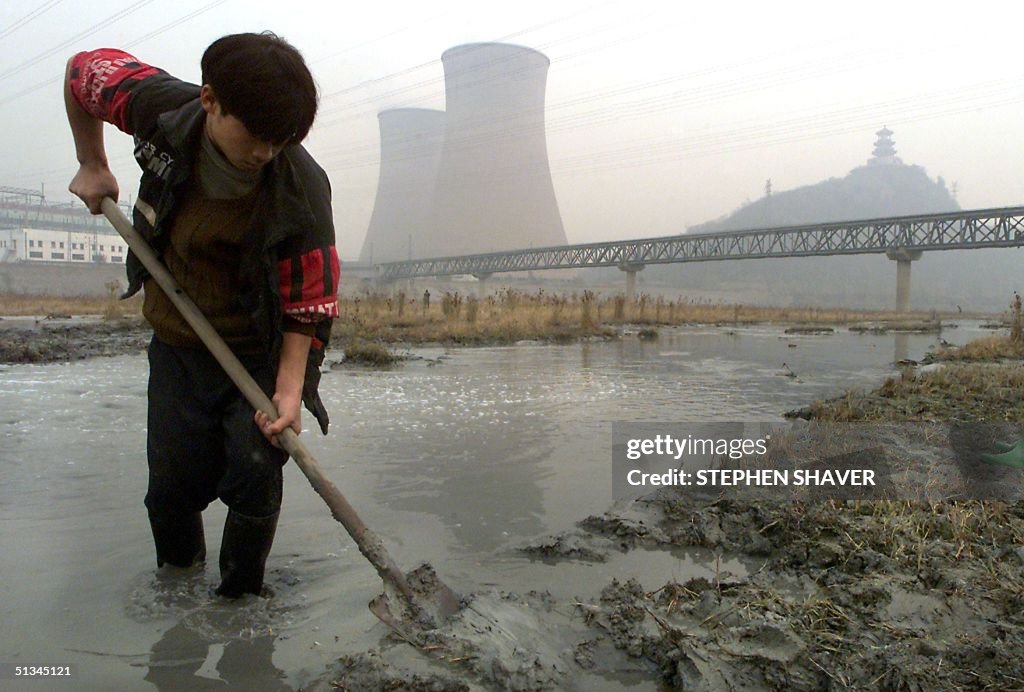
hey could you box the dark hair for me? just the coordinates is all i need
[201,32,318,145]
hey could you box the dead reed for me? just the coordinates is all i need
[0,290,144,320]
[0,288,975,346]
[803,363,1024,423]
[331,288,944,345]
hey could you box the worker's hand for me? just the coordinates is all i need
[69,162,119,214]
[255,391,302,448]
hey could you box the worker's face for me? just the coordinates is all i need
[200,85,284,172]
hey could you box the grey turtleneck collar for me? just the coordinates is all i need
[196,127,263,199]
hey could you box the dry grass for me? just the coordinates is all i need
[852,498,1024,564]
[1010,292,1023,343]
[0,288,977,345]
[1,290,144,319]
[342,339,400,366]
[0,290,142,317]
[799,299,1024,424]
[331,288,949,345]
[937,334,1024,362]
[803,363,1024,423]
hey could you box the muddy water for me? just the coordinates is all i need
[0,324,988,690]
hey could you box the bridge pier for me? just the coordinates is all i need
[885,248,923,312]
[473,272,493,299]
[618,262,645,303]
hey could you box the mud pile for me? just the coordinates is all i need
[552,493,1024,689]
[312,490,1024,690]
[0,317,149,363]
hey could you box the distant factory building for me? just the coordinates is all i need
[0,227,127,264]
[0,186,130,264]
[363,43,567,262]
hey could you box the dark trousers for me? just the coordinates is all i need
[144,337,287,520]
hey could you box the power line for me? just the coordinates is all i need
[0,0,230,107]
[0,0,159,82]
[310,9,653,138]
[124,0,228,49]
[312,78,1021,186]
[0,0,65,42]
[310,7,460,67]
[313,42,982,170]
[318,0,621,104]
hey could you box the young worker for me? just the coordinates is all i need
[65,32,340,597]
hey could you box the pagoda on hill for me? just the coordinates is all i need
[868,126,903,166]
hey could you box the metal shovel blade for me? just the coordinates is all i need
[369,563,463,636]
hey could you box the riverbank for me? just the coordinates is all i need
[548,336,1024,690]
[786,334,1024,422]
[0,288,1001,364]
[310,333,1024,690]
[0,315,150,363]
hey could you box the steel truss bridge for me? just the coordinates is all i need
[376,206,1024,283]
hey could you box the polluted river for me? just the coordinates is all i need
[0,323,990,690]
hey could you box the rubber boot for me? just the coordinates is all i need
[149,512,206,568]
[216,509,279,598]
[980,437,1024,468]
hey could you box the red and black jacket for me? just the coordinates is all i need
[68,49,340,433]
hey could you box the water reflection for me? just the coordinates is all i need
[349,350,570,554]
[145,621,287,691]
[327,324,982,558]
[894,333,909,363]
[368,407,554,553]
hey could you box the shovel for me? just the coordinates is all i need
[100,197,461,633]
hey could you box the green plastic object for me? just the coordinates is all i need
[979,438,1024,469]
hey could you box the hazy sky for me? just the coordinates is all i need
[1,0,1022,259]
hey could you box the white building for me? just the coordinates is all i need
[0,227,128,264]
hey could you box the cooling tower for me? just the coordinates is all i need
[359,108,447,263]
[426,43,567,258]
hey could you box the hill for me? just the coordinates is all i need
[640,131,1019,311]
